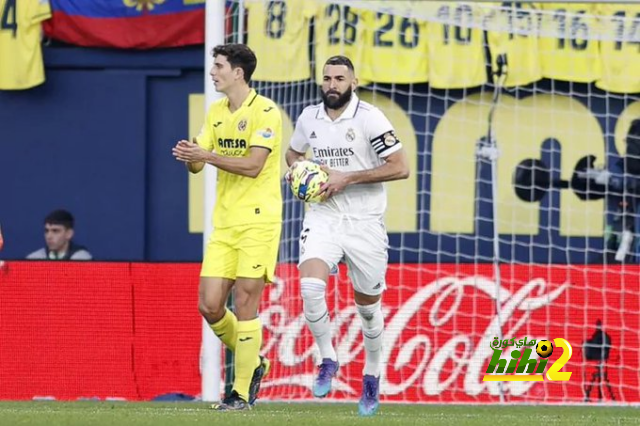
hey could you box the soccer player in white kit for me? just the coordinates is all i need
[285,56,410,416]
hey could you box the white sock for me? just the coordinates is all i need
[301,277,337,362]
[357,300,384,377]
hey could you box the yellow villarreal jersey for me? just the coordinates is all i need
[538,3,600,82]
[427,2,486,89]
[487,2,542,87]
[596,4,640,94]
[314,2,367,83]
[361,6,428,83]
[0,0,51,90]
[197,89,283,229]
[247,0,315,82]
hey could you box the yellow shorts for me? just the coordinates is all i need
[201,223,281,283]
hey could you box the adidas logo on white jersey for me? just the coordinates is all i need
[310,131,317,139]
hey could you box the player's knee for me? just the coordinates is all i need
[300,277,327,317]
[301,277,326,302]
[198,299,226,323]
[356,300,384,332]
[299,259,330,280]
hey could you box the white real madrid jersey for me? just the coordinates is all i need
[290,93,402,218]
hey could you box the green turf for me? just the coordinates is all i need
[0,402,638,426]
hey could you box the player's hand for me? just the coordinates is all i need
[285,161,304,185]
[284,167,293,186]
[172,139,209,163]
[319,165,350,199]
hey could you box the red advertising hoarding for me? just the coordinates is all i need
[0,262,637,403]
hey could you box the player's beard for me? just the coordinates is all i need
[322,87,353,110]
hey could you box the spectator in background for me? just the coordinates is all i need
[27,210,92,260]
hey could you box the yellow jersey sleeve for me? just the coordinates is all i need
[0,0,51,90]
[314,1,367,83]
[247,0,315,82]
[250,101,282,151]
[538,3,600,83]
[426,2,487,89]
[596,4,640,94]
[487,2,542,87]
[361,6,428,83]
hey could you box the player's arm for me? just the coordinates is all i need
[284,147,308,186]
[214,102,282,178]
[320,147,409,196]
[186,138,205,174]
[343,148,410,184]
[320,145,409,198]
[207,147,270,178]
[320,111,409,197]
[173,142,270,178]
[186,162,204,173]
[179,113,215,174]
[175,105,280,178]
[348,112,411,183]
[173,138,205,174]
[286,116,310,167]
[286,147,306,166]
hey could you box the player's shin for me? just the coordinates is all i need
[301,277,337,361]
[233,318,262,402]
[356,300,384,377]
[209,308,238,352]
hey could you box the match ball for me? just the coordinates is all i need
[536,340,554,358]
[288,160,328,203]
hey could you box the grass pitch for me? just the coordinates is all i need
[0,401,638,426]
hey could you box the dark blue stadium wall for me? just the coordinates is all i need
[0,46,205,261]
[0,46,637,262]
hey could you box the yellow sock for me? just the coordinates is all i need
[232,318,262,402]
[209,309,238,352]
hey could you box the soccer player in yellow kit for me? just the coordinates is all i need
[172,43,282,411]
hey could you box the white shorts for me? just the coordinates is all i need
[298,212,389,296]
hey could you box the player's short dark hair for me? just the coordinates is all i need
[212,43,258,83]
[45,210,74,229]
[324,55,355,73]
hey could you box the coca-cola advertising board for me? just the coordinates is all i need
[260,264,639,403]
[0,262,637,403]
